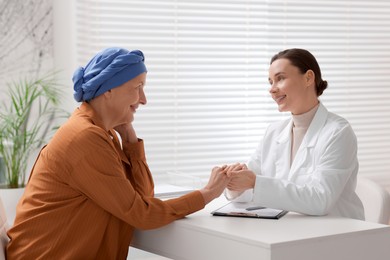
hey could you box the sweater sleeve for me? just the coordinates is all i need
[122,139,155,197]
[68,128,205,230]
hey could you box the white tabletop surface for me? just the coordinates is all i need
[133,196,390,260]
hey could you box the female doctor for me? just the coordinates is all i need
[226,48,364,220]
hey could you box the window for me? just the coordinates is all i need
[74,0,390,184]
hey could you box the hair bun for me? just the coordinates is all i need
[318,80,328,96]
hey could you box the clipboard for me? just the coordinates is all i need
[211,202,288,219]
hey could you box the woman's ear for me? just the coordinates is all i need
[305,70,315,86]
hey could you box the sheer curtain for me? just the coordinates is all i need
[74,0,390,184]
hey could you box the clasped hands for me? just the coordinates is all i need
[202,163,256,204]
[221,163,256,192]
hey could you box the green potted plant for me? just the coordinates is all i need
[0,74,64,189]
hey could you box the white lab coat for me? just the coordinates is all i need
[229,103,364,220]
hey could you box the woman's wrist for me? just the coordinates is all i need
[115,124,138,144]
[199,188,216,205]
[122,133,138,144]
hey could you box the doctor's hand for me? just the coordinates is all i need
[199,166,230,204]
[226,169,256,192]
[225,163,247,174]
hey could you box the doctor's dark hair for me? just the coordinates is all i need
[270,48,328,96]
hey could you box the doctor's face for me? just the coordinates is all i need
[268,58,311,115]
[109,73,147,126]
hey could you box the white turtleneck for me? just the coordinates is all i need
[291,103,320,165]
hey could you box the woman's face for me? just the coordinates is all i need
[268,58,313,115]
[109,72,147,126]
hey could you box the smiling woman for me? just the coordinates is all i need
[225,48,365,221]
[6,47,231,259]
[268,49,325,115]
[89,73,147,133]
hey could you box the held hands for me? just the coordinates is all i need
[225,163,256,192]
[200,166,230,204]
[199,163,256,204]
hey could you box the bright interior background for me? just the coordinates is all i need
[2,0,390,190]
[56,0,390,190]
[1,0,390,259]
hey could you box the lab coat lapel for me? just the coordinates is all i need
[274,119,293,179]
[289,103,328,178]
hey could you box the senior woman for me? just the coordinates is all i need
[7,47,229,259]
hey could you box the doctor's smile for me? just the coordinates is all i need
[273,95,287,104]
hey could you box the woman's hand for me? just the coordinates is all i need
[199,166,230,204]
[114,123,138,144]
[226,169,256,192]
[225,163,247,174]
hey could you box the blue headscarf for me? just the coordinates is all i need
[72,47,147,102]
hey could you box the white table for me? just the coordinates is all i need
[132,197,390,260]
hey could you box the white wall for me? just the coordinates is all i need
[0,0,79,114]
[3,0,390,202]
[0,0,54,99]
[52,0,78,113]
[0,0,58,182]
